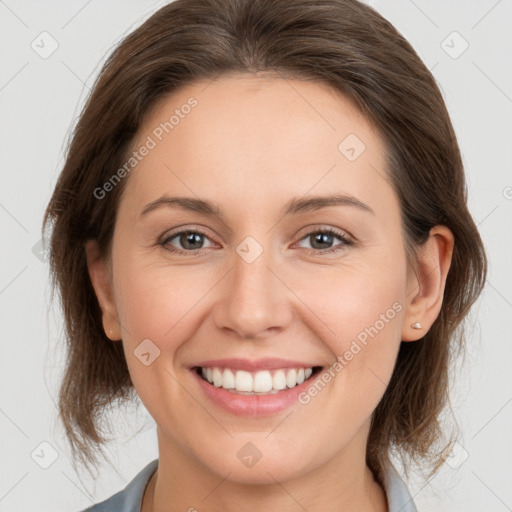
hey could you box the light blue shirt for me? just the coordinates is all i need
[81,458,417,512]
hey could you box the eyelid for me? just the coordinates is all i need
[294,224,353,241]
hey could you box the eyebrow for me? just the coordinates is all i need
[139,193,375,222]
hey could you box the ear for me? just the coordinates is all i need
[401,225,454,341]
[85,239,122,341]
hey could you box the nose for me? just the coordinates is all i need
[213,244,293,340]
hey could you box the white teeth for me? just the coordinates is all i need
[286,368,297,388]
[273,370,287,390]
[212,367,223,387]
[253,371,273,392]
[235,370,253,392]
[223,368,235,389]
[199,366,317,394]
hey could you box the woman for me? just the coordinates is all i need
[42,0,487,510]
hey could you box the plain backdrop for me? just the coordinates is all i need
[1,1,511,511]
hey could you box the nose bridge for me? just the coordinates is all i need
[234,240,273,296]
[213,236,292,339]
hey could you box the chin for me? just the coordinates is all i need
[194,438,318,485]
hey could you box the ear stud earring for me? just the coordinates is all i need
[410,322,422,329]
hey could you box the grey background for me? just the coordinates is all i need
[0,0,511,510]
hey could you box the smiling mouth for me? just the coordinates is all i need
[193,365,323,395]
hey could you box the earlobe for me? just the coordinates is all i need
[402,225,454,341]
[85,239,122,340]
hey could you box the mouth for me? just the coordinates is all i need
[192,365,323,395]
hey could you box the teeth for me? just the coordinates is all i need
[273,369,287,390]
[212,367,223,387]
[236,370,253,392]
[223,368,235,389]
[199,366,317,394]
[286,368,297,388]
[254,370,273,392]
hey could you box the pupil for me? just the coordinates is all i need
[312,232,332,249]
[182,232,203,249]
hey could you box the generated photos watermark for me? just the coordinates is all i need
[298,300,403,405]
[93,96,198,200]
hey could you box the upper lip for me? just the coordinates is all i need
[191,358,322,372]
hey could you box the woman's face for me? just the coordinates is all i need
[94,74,416,483]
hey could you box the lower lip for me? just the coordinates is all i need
[191,368,321,417]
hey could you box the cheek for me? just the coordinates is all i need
[309,257,404,333]
[114,263,209,345]
[111,256,213,414]
[111,246,228,395]
[303,256,406,384]
[291,266,405,444]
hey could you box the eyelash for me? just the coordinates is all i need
[159,227,354,256]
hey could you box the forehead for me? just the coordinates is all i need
[121,74,395,221]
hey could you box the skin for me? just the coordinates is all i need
[86,73,454,512]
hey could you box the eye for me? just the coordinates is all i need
[160,229,215,255]
[296,227,353,254]
[159,226,353,256]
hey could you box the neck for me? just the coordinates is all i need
[141,428,388,512]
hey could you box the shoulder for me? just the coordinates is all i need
[382,461,418,512]
[77,459,159,512]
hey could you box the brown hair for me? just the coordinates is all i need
[42,0,487,483]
